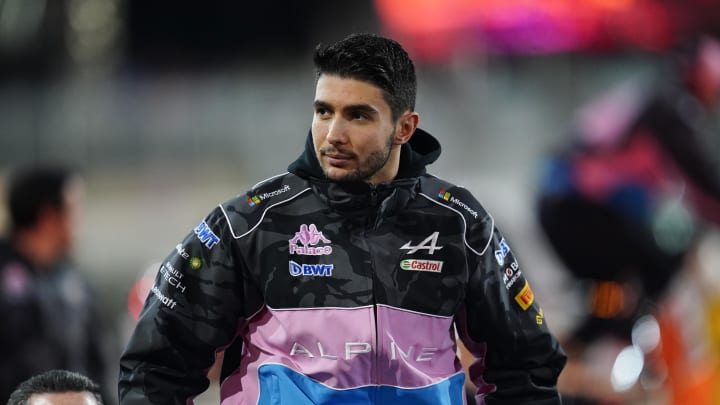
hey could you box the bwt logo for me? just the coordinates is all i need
[289,260,333,277]
[494,238,511,265]
[289,224,332,256]
[194,220,220,249]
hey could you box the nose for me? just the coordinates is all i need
[325,118,347,145]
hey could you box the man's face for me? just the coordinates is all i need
[312,75,399,184]
[27,391,99,405]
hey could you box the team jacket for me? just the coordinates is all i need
[119,129,566,405]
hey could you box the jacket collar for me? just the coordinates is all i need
[287,127,441,181]
[287,128,442,214]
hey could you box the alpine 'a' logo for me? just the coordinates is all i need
[400,232,443,254]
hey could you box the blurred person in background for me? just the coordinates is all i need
[537,34,720,402]
[7,369,104,405]
[119,33,566,404]
[0,165,109,403]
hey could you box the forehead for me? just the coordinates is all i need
[28,392,98,405]
[314,75,390,110]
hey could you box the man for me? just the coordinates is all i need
[0,166,107,402]
[119,33,566,404]
[7,369,103,405]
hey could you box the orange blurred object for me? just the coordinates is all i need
[654,306,720,405]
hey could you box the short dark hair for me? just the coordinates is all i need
[6,165,75,233]
[7,369,103,405]
[313,33,417,121]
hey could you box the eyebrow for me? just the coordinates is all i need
[313,100,379,115]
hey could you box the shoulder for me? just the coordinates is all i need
[217,172,312,240]
[417,174,495,255]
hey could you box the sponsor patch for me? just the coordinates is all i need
[502,259,522,289]
[160,263,186,293]
[494,238,511,265]
[400,259,443,273]
[189,257,202,270]
[247,196,261,206]
[437,189,478,218]
[151,285,178,310]
[514,280,535,311]
[289,224,333,256]
[247,184,291,206]
[400,232,443,255]
[175,243,190,259]
[289,260,333,277]
[194,220,220,249]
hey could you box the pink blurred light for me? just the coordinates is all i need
[374,0,685,61]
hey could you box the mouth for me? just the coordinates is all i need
[321,149,354,166]
[325,155,352,167]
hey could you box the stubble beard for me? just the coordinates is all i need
[323,129,396,184]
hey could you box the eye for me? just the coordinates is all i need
[350,111,370,121]
[315,107,331,119]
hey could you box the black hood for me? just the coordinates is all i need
[288,128,441,181]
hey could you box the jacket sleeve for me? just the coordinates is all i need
[119,206,245,404]
[458,223,566,405]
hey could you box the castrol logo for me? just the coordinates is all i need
[399,259,443,273]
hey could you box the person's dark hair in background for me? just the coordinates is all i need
[7,369,103,405]
[0,164,108,403]
[7,166,79,264]
[8,166,72,231]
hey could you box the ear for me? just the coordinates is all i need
[393,111,420,145]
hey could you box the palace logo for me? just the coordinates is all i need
[289,224,333,256]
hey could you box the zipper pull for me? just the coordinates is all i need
[369,189,378,206]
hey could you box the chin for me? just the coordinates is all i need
[324,169,358,183]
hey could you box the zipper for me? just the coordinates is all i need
[366,186,380,398]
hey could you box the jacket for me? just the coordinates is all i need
[119,128,566,404]
[0,241,107,402]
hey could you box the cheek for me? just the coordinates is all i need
[311,123,325,150]
[311,115,326,135]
